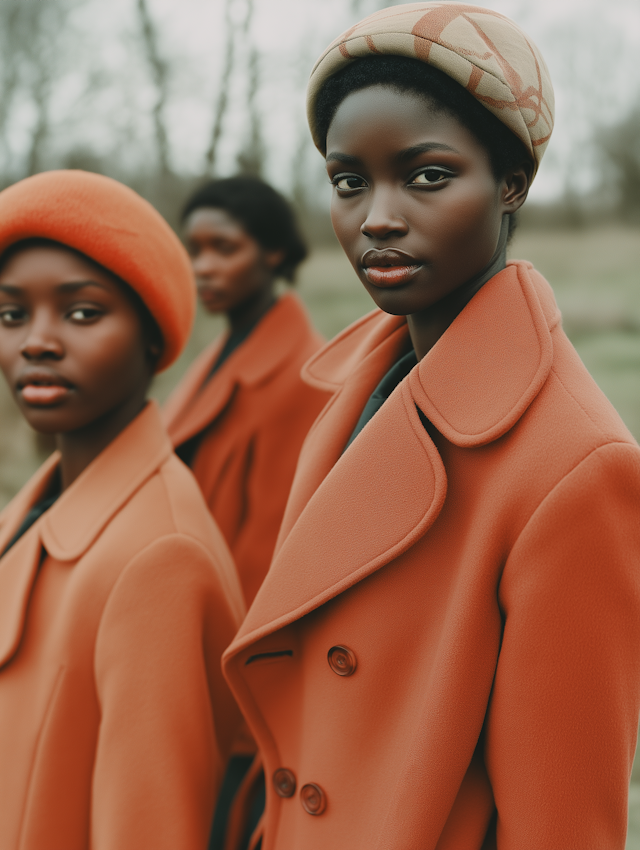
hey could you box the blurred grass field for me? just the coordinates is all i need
[2,224,640,842]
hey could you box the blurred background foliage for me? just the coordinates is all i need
[0,0,640,841]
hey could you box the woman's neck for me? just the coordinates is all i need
[226,285,277,335]
[407,216,509,361]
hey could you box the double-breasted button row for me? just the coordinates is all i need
[328,645,357,676]
[272,771,326,815]
[269,646,353,816]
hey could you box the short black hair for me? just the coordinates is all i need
[182,176,308,283]
[314,55,531,182]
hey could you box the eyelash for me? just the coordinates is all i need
[68,307,103,322]
[410,166,453,185]
[0,306,26,326]
[330,174,365,192]
[0,305,105,327]
[330,167,453,194]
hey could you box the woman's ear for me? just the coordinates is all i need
[145,340,163,371]
[264,248,286,271]
[502,160,532,214]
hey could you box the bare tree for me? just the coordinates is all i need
[0,2,22,177]
[0,0,78,179]
[596,103,640,221]
[205,0,237,174]
[26,69,51,176]
[136,0,172,176]
[236,0,265,177]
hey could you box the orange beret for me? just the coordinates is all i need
[0,170,195,372]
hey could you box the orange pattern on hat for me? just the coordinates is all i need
[0,170,195,372]
[307,2,554,176]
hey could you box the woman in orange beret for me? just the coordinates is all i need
[0,170,245,850]
[222,5,640,850]
[164,176,330,609]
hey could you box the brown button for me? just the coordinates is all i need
[328,645,357,677]
[273,768,296,798]
[300,783,326,815]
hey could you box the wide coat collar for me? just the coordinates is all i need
[164,293,318,447]
[0,401,173,669]
[224,262,560,658]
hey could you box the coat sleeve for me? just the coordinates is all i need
[91,534,242,850]
[485,441,640,849]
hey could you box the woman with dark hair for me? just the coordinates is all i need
[164,176,330,609]
[221,6,640,850]
[0,170,245,850]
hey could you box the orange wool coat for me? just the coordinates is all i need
[164,293,330,607]
[223,261,640,850]
[0,402,245,850]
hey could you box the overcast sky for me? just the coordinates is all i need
[15,0,640,202]
[157,0,640,200]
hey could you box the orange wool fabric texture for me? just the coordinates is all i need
[0,170,195,371]
[223,263,640,849]
[0,403,246,849]
[164,294,331,608]
[307,2,554,176]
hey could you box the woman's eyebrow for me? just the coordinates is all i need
[325,151,362,165]
[0,280,111,296]
[397,142,459,161]
[58,281,111,293]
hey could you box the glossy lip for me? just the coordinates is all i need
[361,248,424,288]
[17,368,73,407]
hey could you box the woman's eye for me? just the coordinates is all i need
[215,240,240,256]
[68,307,102,322]
[0,306,26,326]
[411,168,451,185]
[332,175,366,192]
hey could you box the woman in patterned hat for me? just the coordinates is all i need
[222,5,640,850]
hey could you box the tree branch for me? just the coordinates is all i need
[205,0,236,174]
[136,0,171,175]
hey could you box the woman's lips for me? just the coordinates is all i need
[21,384,71,405]
[365,265,422,287]
[361,248,423,288]
[197,287,226,309]
[18,372,73,406]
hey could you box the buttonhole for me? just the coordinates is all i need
[245,650,293,665]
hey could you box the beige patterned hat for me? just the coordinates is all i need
[307,2,554,176]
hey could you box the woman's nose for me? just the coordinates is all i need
[20,321,63,360]
[361,191,408,240]
[191,249,220,278]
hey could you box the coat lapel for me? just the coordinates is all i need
[164,294,319,448]
[0,454,60,670]
[0,402,172,668]
[162,335,232,448]
[165,359,237,449]
[0,451,60,554]
[0,529,46,668]
[276,310,412,543]
[39,402,172,561]
[227,261,557,653]
[410,261,557,447]
[232,377,447,650]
